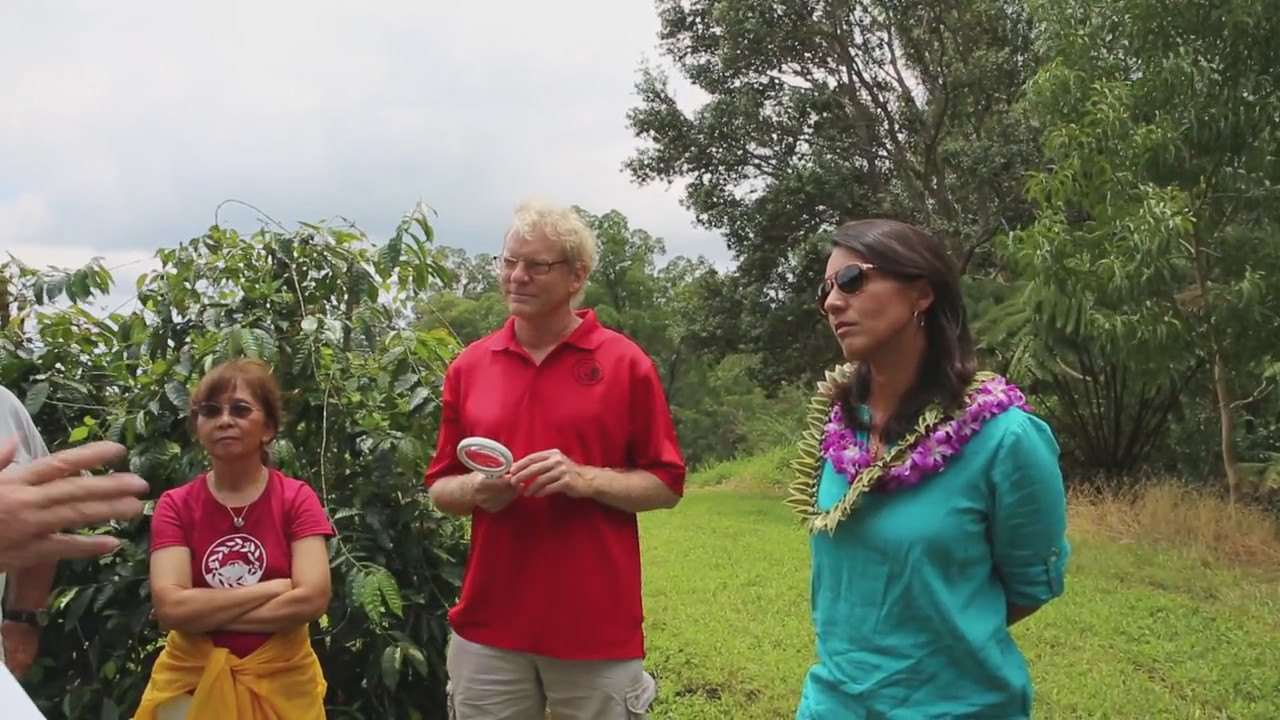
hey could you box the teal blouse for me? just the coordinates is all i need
[796,407,1070,719]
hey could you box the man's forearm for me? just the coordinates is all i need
[221,589,328,634]
[6,561,56,611]
[428,473,478,516]
[582,468,680,513]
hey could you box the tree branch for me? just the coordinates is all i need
[1230,381,1273,409]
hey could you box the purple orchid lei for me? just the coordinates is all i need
[819,375,1033,492]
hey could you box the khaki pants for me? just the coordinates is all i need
[446,632,656,720]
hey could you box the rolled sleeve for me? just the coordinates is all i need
[424,362,467,487]
[627,356,687,495]
[990,411,1071,608]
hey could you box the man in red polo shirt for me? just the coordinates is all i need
[425,198,686,720]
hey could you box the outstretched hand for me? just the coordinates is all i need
[0,440,149,571]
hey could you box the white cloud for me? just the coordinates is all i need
[0,193,52,244]
[0,0,724,283]
[2,242,159,317]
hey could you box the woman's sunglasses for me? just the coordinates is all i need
[818,262,877,312]
[193,401,257,420]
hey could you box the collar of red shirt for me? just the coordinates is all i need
[490,308,607,352]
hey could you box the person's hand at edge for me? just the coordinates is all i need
[0,439,149,571]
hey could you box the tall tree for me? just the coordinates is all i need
[624,0,1045,388]
[430,246,498,299]
[580,207,669,345]
[626,0,1042,278]
[1003,0,1280,496]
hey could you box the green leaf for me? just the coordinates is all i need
[165,381,189,410]
[23,381,50,415]
[226,325,244,356]
[63,585,95,627]
[378,235,404,279]
[355,571,383,619]
[92,582,118,612]
[402,642,430,677]
[372,566,404,618]
[106,415,127,443]
[68,425,91,443]
[407,386,431,414]
[380,644,403,691]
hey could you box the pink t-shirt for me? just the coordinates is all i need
[150,469,335,657]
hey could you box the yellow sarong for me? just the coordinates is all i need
[133,625,326,719]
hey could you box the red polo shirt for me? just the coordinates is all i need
[424,309,686,661]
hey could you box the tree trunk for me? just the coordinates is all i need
[0,274,10,328]
[1211,352,1241,505]
[1189,225,1239,505]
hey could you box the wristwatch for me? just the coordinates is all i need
[2,609,49,627]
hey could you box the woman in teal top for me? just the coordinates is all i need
[787,219,1070,718]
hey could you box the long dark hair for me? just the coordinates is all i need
[829,219,977,442]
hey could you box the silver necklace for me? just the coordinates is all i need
[210,469,265,528]
[228,504,249,528]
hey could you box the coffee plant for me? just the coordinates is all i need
[0,203,468,718]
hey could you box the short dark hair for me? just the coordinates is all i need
[189,358,282,465]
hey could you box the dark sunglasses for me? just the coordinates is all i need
[193,401,257,420]
[818,262,877,311]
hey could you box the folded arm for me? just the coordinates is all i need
[221,536,332,634]
[991,413,1071,627]
[149,546,287,634]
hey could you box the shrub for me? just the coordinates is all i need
[0,204,468,719]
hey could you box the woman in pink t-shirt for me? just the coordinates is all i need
[135,358,335,719]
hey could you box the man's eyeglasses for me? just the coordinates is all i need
[193,401,257,420]
[492,255,569,277]
[818,262,877,312]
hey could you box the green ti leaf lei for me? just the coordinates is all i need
[784,363,1000,535]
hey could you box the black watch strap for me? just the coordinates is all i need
[3,609,48,626]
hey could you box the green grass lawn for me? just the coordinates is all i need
[639,488,1280,719]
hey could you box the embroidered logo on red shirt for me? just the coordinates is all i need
[201,533,268,588]
[571,358,604,386]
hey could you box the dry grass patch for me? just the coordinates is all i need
[691,454,1280,577]
[1068,480,1280,575]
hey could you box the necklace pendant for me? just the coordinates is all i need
[233,517,244,528]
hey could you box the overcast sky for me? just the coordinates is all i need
[1,1,724,309]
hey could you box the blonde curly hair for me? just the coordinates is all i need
[502,198,599,303]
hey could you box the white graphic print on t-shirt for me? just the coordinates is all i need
[201,533,268,588]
